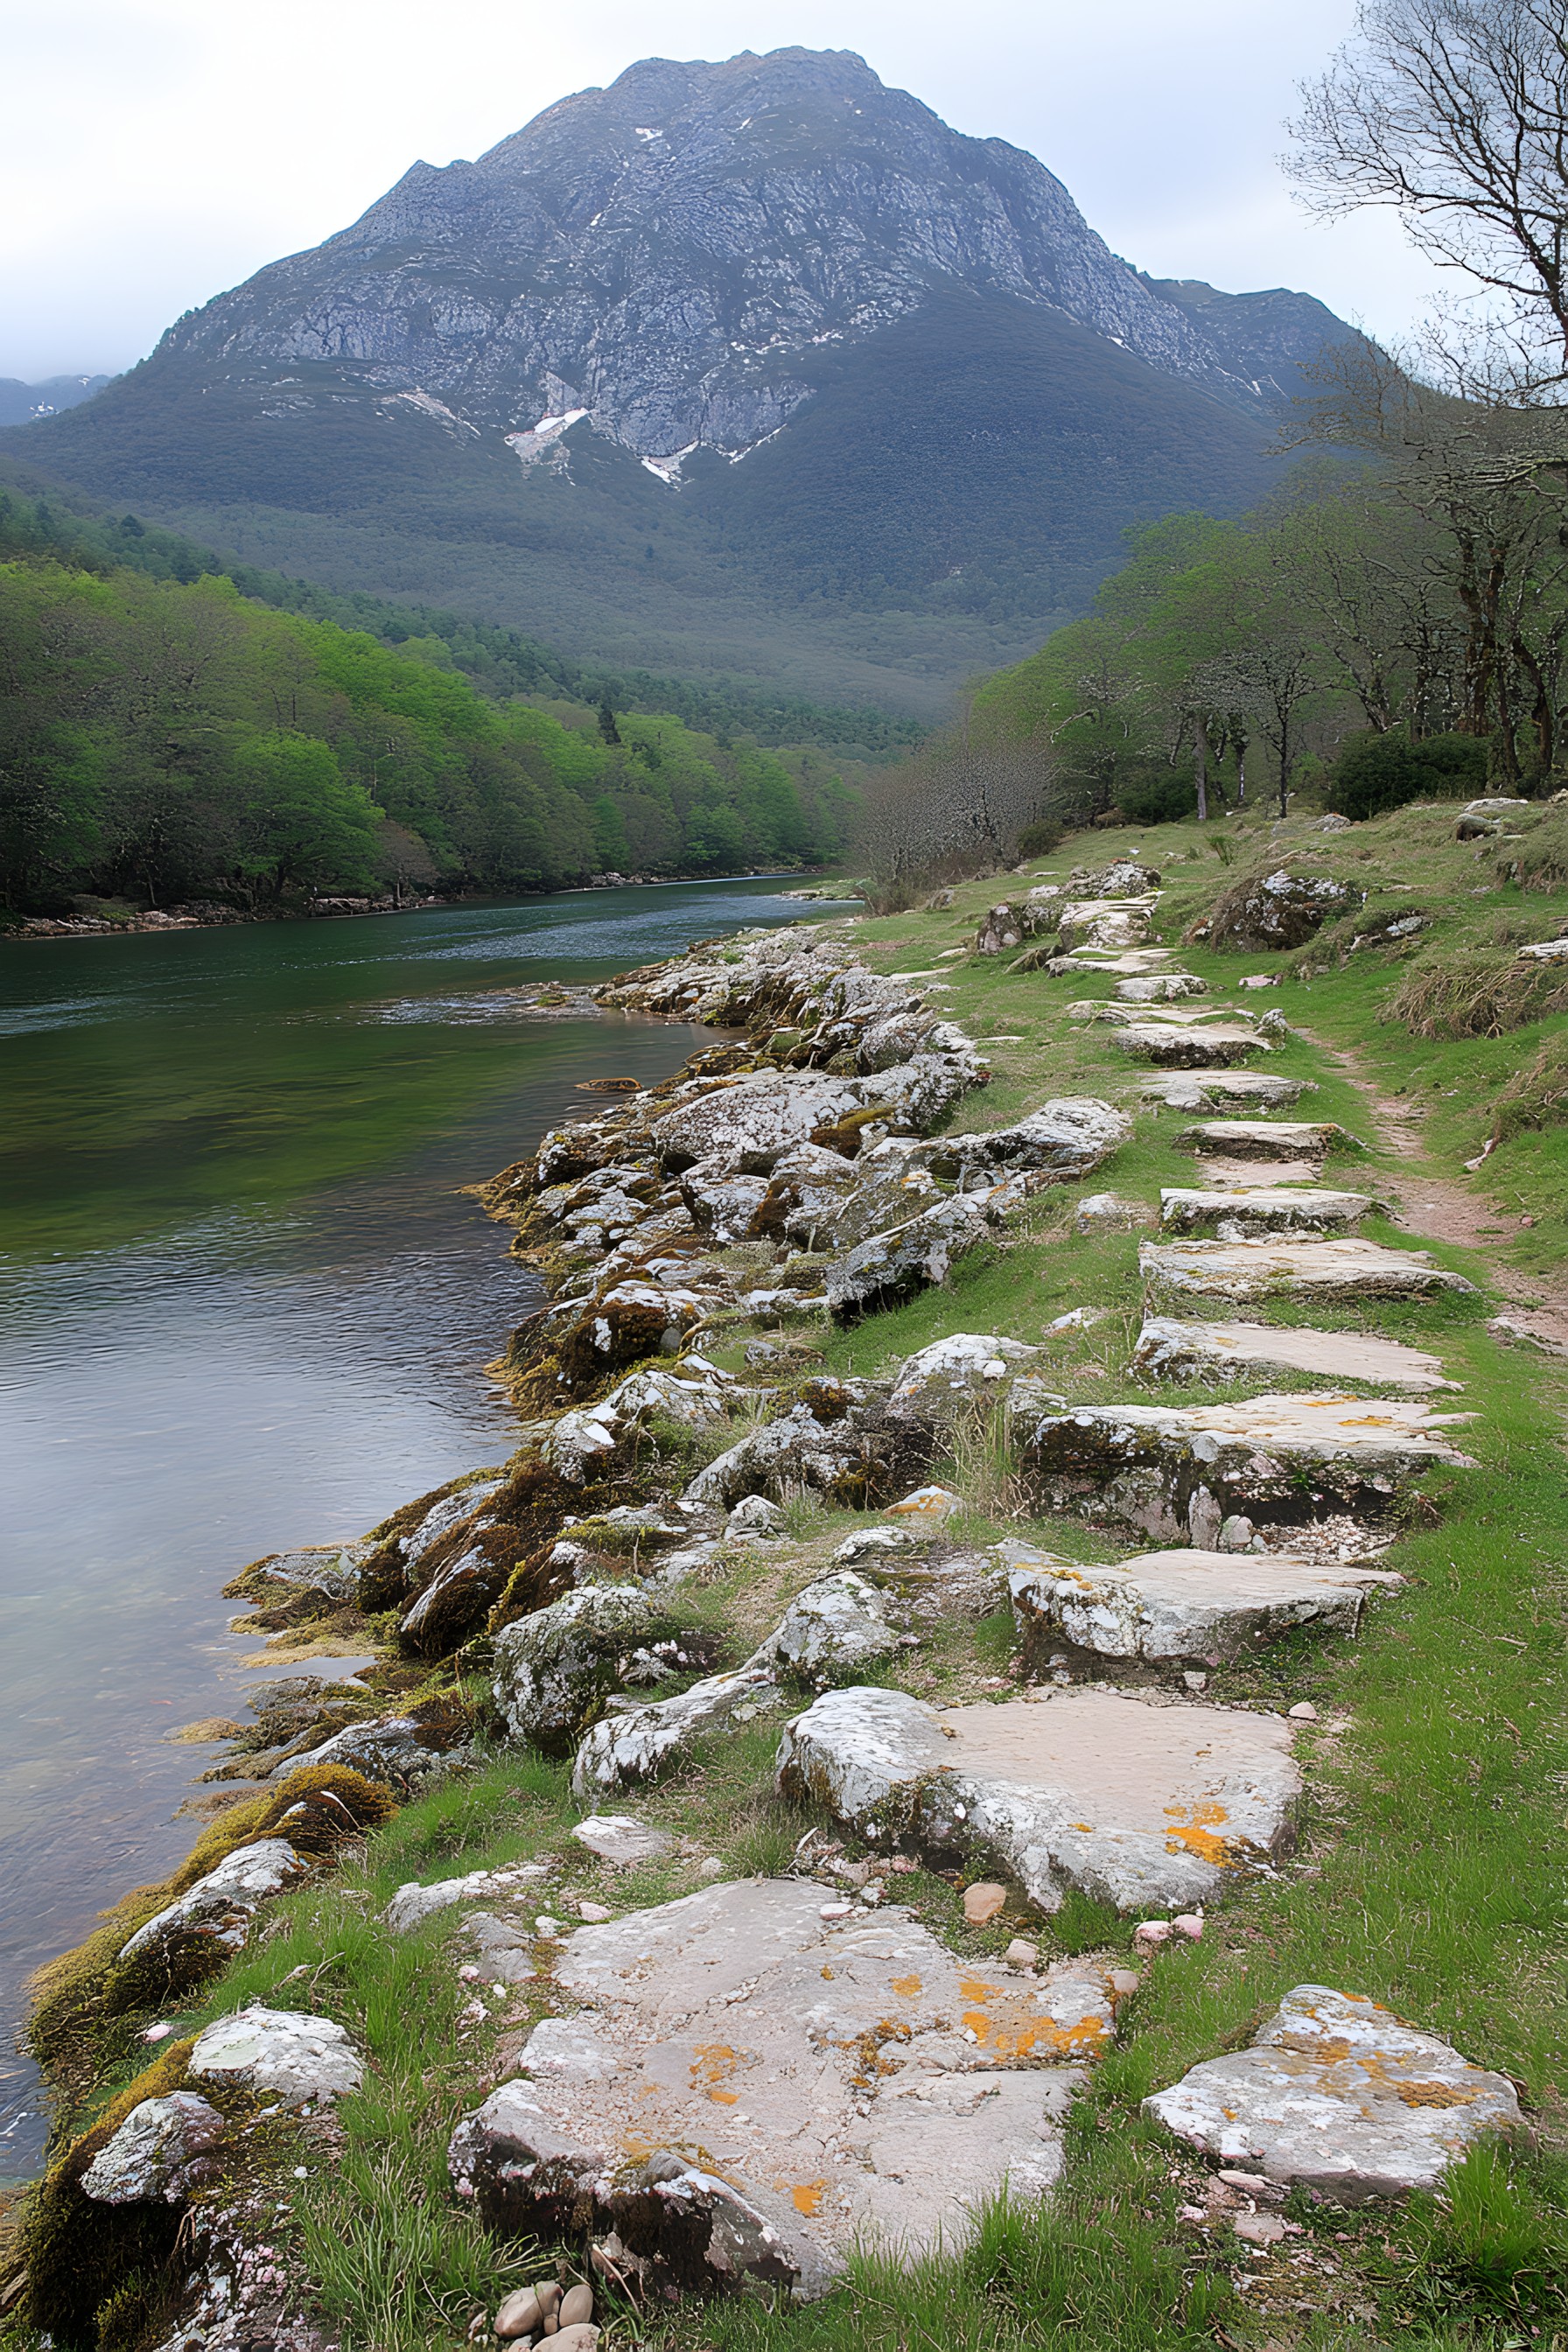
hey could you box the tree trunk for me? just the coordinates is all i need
[1194,715,1209,823]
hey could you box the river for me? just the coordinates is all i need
[0,877,846,2182]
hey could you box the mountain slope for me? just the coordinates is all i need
[5,48,1350,710]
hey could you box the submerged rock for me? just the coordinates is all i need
[448,1880,1110,2299]
[778,1684,1300,1911]
[1144,1985,1522,2200]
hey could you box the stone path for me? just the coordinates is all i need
[1138,1071,1312,1110]
[1157,1185,1382,1236]
[1130,1314,1457,1392]
[1141,1234,1476,1307]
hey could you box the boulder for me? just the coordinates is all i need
[287,1712,459,1794]
[1137,1072,1311,1111]
[1516,935,1568,963]
[1158,1186,1381,1238]
[189,2005,363,2107]
[1141,1235,1476,1310]
[678,1166,772,1243]
[1455,796,1530,840]
[492,1586,656,1751]
[1130,1315,1455,1394]
[1208,870,1361,951]
[825,1195,996,1323]
[117,1841,306,1973]
[80,2093,228,2205]
[1014,1392,1478,1543]
[887,1332,1041,1418]
[932,1098,1131,1185]
[1144,1984,1522,2201]
[824,1162,949,1251]
[539,1358,738,1484]
[570,1664,780,1797]
[1110,1023,1265,1068]
[1055,899,1158,952]
[683,1403,900,1512]
[755,1571,900,1681]
[556,1282,707,1382]
[1002,1539,1400,1669]
[726,1493,786,1537]
[570,1814,673,1866]
[448,1880,1112,2297]
[777,1685,1300,1912]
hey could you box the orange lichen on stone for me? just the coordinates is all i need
[958,1976,1110,2060]
[891,1974,921,1998]
[690,2042,742,2103]
[792,2180,827,2216]
[1163,1799,1236,1865]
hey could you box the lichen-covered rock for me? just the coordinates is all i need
[887,1331,1041,1417]
[492,1585,657,1750]
[555,1281,707,1382]
[287,1712,460,1793]
[1002,1539,1400,1669]
[756,1571,900,1681]
[1455,796,1530,840]
[1130,1314,1454,1393]
[678,1165,772,1242]
[538,1357,738,1483]
[826,1161,949,1250]
[1110,1022,1266,1068]
[825,1194,995,1322]
[384,1862,551,1936]
[1141,1235,1477,1309]
[1137,1072,1312,1112]
[682,1402,906,1512]
[80,2094,228,2204]
[1207,869,1361,951]
[1074,1192,1154,1234]
[189,2006,363,2108]
[1055,898,1158,951]
[1014,1392,1478,1542]
[931,1098,1132,1184]
[448,1880,1110,2299]
[1158,1186,1380,1238]
[117,1841,306,1973]
[570,1664,780,1796]
[1172,1118,1355,1158]
[1114,972,1207,1003]
[1144,1985,1522,2200]
[777,1684,1300,1911]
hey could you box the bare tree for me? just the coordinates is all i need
[1290,1,1568,399]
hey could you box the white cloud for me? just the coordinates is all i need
[0,0,1444,379]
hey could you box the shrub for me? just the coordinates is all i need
[1329,729,1489,821]
[1016,816,1065,856]
[1114,764,1196,825]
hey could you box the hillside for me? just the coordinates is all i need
[10,796,1568,2348]
[1,48,1351,710]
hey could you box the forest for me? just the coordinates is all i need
[0,504,859,914]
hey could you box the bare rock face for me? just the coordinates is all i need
[1145,1985,1522,2201]
[448,1880,1111,2300]
[116,1841,307,1977]
[1207,870,1361,951]
[824,1194,997,1323]
[1158,1186,1381,1238]
[1055,899,1158,952]
[777,1685,1300,1911]
[384,1862,551,1936]
[1014,1392,1477,1541]
[570,1663,780,1797]
[189,2006,363,2108]
[1140,1236,1476,1310]
[1001,1539,1400,1669]
[1130,1314,1455,1394]
[80,2094,228,2205]
[492,1586,658,1751]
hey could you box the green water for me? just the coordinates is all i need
[0,878,844,2179]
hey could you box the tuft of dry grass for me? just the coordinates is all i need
[1489,1034,1568,1141]
[1389,948,1568,1038]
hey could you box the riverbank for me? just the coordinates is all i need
[7,812,1568,2352]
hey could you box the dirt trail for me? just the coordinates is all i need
[1298,1026,1568,1355]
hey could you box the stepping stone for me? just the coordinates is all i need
[448,1880,1116,2300]
[1138,1072,1312,1111]
[1012,1392,1478,1544]
[1110,1024,1266,1068]
[1069,1001,1247,1027]
[1175,1118,1360,1158]
[778,1684,1301,1912]
[1113,974,1208,1002]
[1144,1984,1522,2202]
[1141,1235,1476,1308]
[1130,1315,1457,1394]
[1048,948,1172,976]
[1001,1538,1401,1669]
[1158,1186,1382,1237]
[1194,1158,1322,1190]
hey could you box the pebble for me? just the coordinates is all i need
[535,1916,564,1938]
[1217,2168,1274,2195]
[458,1965,481,1983]
[962,1881,1007,1926]
[1134,1920,1173,1950]
[1003,1937,1038,1970]
[495,2285,548,2339]
[1232,2212,1288,2246]
[142,2021,175,2041]
[697,1856,724,1878]
[1108,1967,1141,1998]
[551,2330,599,2352]
[1288,1701,1320,1722]
[558,2286,594,2328]
[577,1901,612,1922]
[1171,1913,1204,1941]
[819,1900,853,1920]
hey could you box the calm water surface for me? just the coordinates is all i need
[0,878,850,2180]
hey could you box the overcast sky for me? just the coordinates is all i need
[2,0,1445,382]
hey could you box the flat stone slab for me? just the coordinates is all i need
[571,1814,673,1866]
[1014,1393,1478,1543]
[1047,948,1172,976]
[1141,1235,1476,1308]
[1158,1187,1381,1237]
[777,1685,1300,1912]
[1001,1539,1400,1668]
[1194,1158,1323,1190]
[1145,1984,1522,2202]
[1130,1315,1457,1394]
[1138,1073,1312,1110]
[1175,1119,1359,1158]
[1110,1024,1265,1068]
[1113,974,1208,1002]
[449,1880,1115,2297]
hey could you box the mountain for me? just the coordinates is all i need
[4,49,1352,713]
[0,374,110,427]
